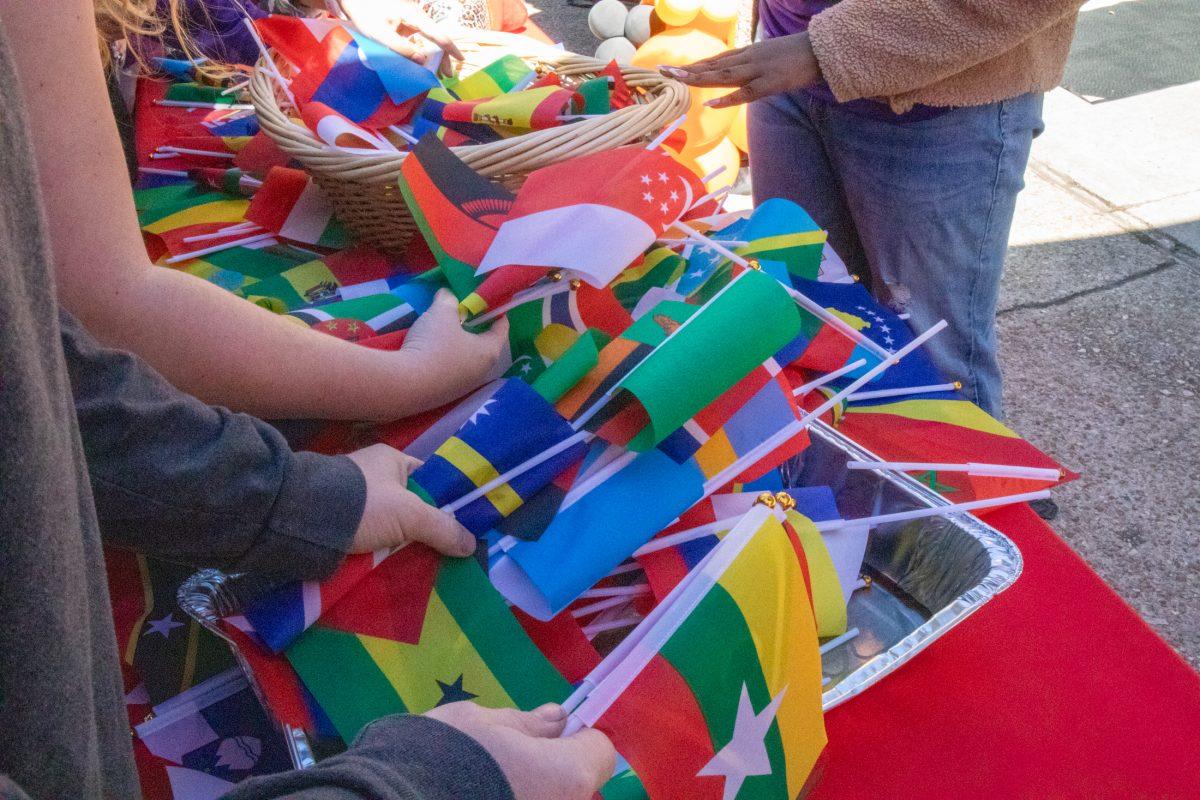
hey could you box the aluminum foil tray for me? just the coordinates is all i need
[180,419,1022,767]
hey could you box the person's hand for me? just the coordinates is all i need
[424,702,616,800]
[400,289,510,405]
[345,443,477,556]
[661,32,821,109]
[339,0,464,76]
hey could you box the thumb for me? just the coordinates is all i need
[398,492,478,557]
[367,27,423,60]
[479,313,509,341]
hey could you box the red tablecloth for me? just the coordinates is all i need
[812,503,1200,799]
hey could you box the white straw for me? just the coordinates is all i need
[387,125,420,145]
[814,488,1052,533]
[157,146,237,160]
[441,430,591,514]
[820,627,859,655]
[845,382,960,402]
[631,517,738,557]
[164,232,276,264]
[138,167,189,177]
[181,223,263,243]
[846,460,1063,482]
[645,114,687,151]
[792,359,869,397]
[243,17,297,107]
[153,99,254,110]
[583,615,641,638]
[570,595,634,619]
[579,585,650,600]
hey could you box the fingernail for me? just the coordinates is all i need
[658,66,686,78]
[534,703,567,721]
[458,531,477,556]
[704,99,720,107]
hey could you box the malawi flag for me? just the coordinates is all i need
[476,146,709,289]
[285,546,572,743]
[397,135,515,299]
[245,166,351,249]
[407,378,589,536]
[572,503,827,800]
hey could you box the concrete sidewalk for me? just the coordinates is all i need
[1000,0,1200,667]
[529,0,1199,664]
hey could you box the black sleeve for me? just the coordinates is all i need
[223,715,516,800]
[60,311,365,584]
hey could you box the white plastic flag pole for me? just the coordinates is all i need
[463,278,571,329]
[387,125,420,145]
[701,321,947,494]
[153,99,255,110]
[846,460,1062,482]
[656,237,746,247]
[220,80,251,96]
[792,358,869,397]
[845,382,960,402]
[570,595,634,619]
[243,17,297,107]
[583,616,641,639]
[700,165,727,184]
[156,146,237,160]
[181,222,262,243]
[579,585,651,600]
[645,114,687,151]
[820,627,860,655]
[631,517,740,557]
[138,167,189,178]
[814,488,1052,533]
[440,429,593,514]
[688,185,732,212]
[164,232,277,264]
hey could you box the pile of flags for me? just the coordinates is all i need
[115,26,1078,800]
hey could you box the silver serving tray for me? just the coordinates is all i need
[180,419,1022,768]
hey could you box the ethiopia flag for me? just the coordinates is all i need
[571,503,826,800]
[285,546,572,743]
[397,135,515,299]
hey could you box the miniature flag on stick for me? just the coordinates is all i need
[245,167,350,249]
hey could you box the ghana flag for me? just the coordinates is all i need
[397,135,515,299]
[571,503,826,800]
[285,546,572,743]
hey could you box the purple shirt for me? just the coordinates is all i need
[759,0,946,122]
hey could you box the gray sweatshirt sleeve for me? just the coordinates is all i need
[59,311,365,583]
[224,715,515,800]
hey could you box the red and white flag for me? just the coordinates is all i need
[477,146,708,287]
[300,101,399,153]
[246,166,340,247]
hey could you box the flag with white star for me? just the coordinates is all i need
[569,503,827,800]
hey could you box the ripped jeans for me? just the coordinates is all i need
[749,89,1044,418]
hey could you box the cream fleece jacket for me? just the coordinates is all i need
[807,0,1086,112]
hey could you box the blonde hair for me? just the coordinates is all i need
[93,0,235,80]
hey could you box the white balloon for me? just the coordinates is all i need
[623,4,653,47]
[588,0,630,41]
[594,36,638,64]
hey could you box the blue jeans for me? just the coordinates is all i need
[749,90,1045,418]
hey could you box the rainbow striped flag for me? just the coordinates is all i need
[443,86,582,131]
[285,546,572,743]
[572,503,827,800]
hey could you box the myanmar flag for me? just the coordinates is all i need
[573,504,827,800]
[285,546,572,743]
[397,135,515,299]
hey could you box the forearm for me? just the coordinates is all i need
[808,0,1085,102]
[79,261,447,421]
[224,715,514,800]
[62,311,363,580]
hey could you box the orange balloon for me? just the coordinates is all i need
[699,0,738,24]
[653,0,700,26]
[686,12,735,41]
[694,136,741,192]
[727,103,748,153]
[633,29,737,156]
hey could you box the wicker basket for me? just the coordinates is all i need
[249,30,691,256]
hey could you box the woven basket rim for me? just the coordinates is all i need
[248,28,690,184]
